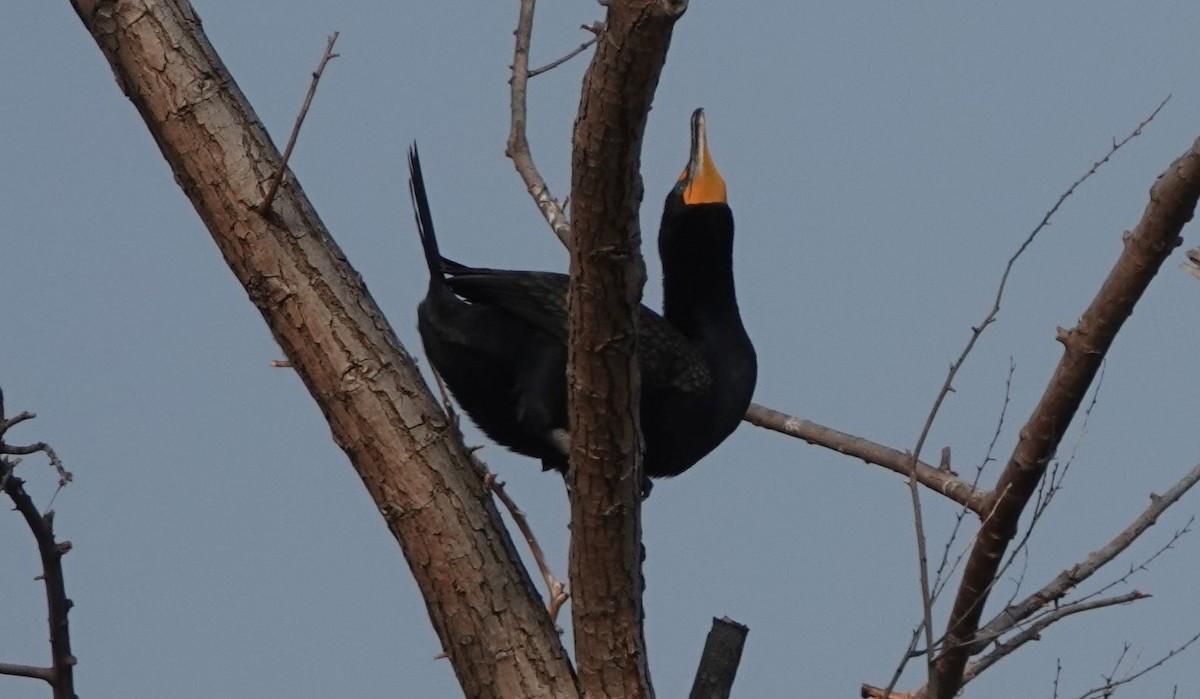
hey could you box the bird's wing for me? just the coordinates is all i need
[446,268,570,340]
[447,267,711,395]
[637,306,712,394]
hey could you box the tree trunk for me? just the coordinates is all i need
[566,1,686,697]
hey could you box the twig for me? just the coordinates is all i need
[528,28,599,78]
[1073,631,1200,699]
[960,592,1148,687]
[970,462,1200,652]
[506,0,573,246]
[1066,516,1192,609]
[688,616,749,699]
[257,32,340,214]
[743,403,989,514]
[932,359,1016,602]
[482,471,569,623]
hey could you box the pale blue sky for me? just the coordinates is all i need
[5,2,1200,697]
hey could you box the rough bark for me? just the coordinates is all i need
[930,137,1200,699]
[566,1,686,697]
[68,2,578,696]
[688,617,749,699]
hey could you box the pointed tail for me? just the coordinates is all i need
[407,144,446,289]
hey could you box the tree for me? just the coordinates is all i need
[5,1,1200,697]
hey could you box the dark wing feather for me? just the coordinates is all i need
[446,267,710,394]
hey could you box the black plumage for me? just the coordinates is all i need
[408,109,756,486]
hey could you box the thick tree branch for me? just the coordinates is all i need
[744,404,989,513]
[567,1,686,697]
[68,2,578,696]
[931,136,1199,699]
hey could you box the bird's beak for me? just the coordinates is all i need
[678,108,727,205]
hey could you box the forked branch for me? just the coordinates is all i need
[506,0,574,246]
[931,131,1199,699]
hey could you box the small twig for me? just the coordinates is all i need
[1068,516,1192,609]
[483,471,569,623]
[971,462,1200,652]
[1073,631,1200,699]
[257,32,340,214]
[528,31,598,78]
[932,359,1016,602]
[506,0,573,246]
[960,592,1148,686]
[269,359,293,368]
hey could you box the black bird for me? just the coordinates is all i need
[409,109,756,487]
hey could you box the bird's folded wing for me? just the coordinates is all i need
[447,267,711,395]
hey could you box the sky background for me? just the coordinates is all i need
[4,2,1200,698]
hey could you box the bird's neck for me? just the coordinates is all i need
[662,252,741,337]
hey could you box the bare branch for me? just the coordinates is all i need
[744,403,989,514]
[484,471,570,624]
[258,33,341,214]
[258,32,340,214]
[961,592,1149,687]
[931,103,1188,699]
[506,0,573,246]
[1073,631,1200,699]
[688,617,749,699]
[932,359,1016,602]
[1,393,77,698]
[1,475,77,698]
[971,462,1200,651]
[529,28,599,78]
[0,662,54,683]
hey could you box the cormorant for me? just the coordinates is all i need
[409,109,756,488]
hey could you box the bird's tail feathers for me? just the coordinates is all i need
[407,144,446,288]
